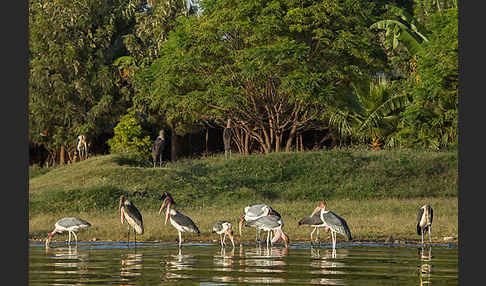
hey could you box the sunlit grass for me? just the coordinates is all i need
[29,197,457,244]
[29,149,457,243]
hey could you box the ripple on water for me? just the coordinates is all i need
[30,242,458,286]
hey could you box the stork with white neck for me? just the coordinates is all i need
[310,200,352,251]
[159,192,200,248]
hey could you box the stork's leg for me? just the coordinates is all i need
[317,228,321,247]
[267,230,272,248]
[127,226,131,247]
[223,232,227,246]
[428,227,432,244]
[134,229,137,247]
[332,231,336,251]
[310,227,316,246]
[270,230,274,247]
[72,231,78,245]
[421,231,424,245]
[68,231,72,245]
[178,231,182,248]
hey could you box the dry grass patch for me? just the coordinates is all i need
[30,197,457,244]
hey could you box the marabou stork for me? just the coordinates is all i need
[119,195,144,246]
[45,217,91,248]
[152,130,166,168]
[298,212,326,246]
[212,221,235,248]
[311,200,352,251]
[75,135,88,160]
[159,192,200,248]
[223,119,233,159]
[238,204,281,243]
[245,215,290,248]
[417,204,433,244]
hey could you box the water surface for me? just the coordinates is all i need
[29,241,457,285]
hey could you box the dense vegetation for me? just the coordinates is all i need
[29,0,458,166]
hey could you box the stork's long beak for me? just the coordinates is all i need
[227,229,235,248]
[311,206,321,217]
[164,202,171,225]
[159,200,167,215]
[45,233,52,249]
[283,232,290,248]
[226,229,235,247]
[238,216,244,236]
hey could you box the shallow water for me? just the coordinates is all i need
[29,241,457,285]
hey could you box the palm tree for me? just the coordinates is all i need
[326,77,409,148]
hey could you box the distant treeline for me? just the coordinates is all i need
[29,0,458,166]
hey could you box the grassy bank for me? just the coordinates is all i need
[29,148,458,244]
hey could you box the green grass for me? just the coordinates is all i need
[29,148,458,243]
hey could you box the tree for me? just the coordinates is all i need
[134,0,386,153]
[396,8,458,149]
[29,0,145,164]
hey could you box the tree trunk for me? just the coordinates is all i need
[205,128,209,154]
[60,146,65,165]
[170,124,178,162]
[284,125,298,152]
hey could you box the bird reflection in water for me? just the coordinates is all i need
[238,245,289,284]
[418,246,432,285]
[45,245,89,276]
[309,245,347,285]
[212,247,236,283]
[161,247,196,281]
[120,252,143,283]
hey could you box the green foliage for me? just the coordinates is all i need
[134,0,387,152]
[29,0,145,152]
[107,112,153,162]
[396,8,458,149]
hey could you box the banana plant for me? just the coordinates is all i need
[370,4,428,56]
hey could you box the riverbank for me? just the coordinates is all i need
[29,197,458,244]
[29,149,458,244]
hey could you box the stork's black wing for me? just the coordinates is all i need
[322,211,352,240]
[152,137,164,153]
[298,213,323,226]
[428,205,433,224]
[416,207,425,235]
[246,215,281,229]
[172,211,200,234]
[125,201,144,234]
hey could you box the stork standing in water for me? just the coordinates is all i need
[311,200,352,251]
[119,195,144,247]
[417,204,433,244]
[75,135,88,161]
[212,221,235,248]
[152,130,166,168]
[298,212,326,246]
[45,217,91,248]
[245,215,290,248]
[223,119,233,159]
[159,192,200,248]
[239,204,281,244]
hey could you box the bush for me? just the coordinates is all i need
[107,112,153,163]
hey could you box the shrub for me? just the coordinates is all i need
[107,112,153,163]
